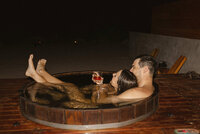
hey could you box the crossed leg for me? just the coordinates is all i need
[25,54,93,105]
[26,54,64,84]
[36,58,64,84]
[25,54,66,101]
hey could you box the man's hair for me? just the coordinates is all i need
[117,69,137,95]
[135,55,158,76]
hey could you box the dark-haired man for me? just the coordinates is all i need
[97,55,157,104]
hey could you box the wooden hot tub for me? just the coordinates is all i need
[20,71,159,130]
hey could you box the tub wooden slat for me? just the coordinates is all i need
[134,101,146,117]
[65,110,83,125]
[101,108,119,124]
[20,97,25,112]
[26,101,35,117]
[83,109,101,125]
[47,107,65,124]
[119,105,134,121]
[34,104,49,121]
[147,97,154,113]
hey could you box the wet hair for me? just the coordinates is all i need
[117,69,137,95]
[134,55,158,76]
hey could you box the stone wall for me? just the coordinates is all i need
[129,32,200,73]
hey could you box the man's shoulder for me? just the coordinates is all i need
[127,87,146,92]
[118,87,143,98]
[130,84,154,91]
[118,86,153,99]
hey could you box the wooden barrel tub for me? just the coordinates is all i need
[20,71,159,130]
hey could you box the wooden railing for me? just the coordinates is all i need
[158,56,187,74]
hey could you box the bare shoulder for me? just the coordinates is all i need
[117,87,154,100]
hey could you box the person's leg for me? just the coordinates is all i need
[25,54,47,83]
[36,59,64,84]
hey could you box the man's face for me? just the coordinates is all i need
[130,58,141,77]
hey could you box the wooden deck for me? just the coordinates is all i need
[0,74,199,134]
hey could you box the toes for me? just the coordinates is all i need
[41,59,47,64]
[43,59,47,64]
[30,54,33,58]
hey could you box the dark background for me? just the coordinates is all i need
[0,0,191,79]
[0,0,158,44]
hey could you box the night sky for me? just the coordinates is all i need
[0,0,154,43]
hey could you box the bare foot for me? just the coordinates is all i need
[25,54,36,77]
[36,59,47,74]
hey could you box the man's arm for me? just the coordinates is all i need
[96,87,148,104]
